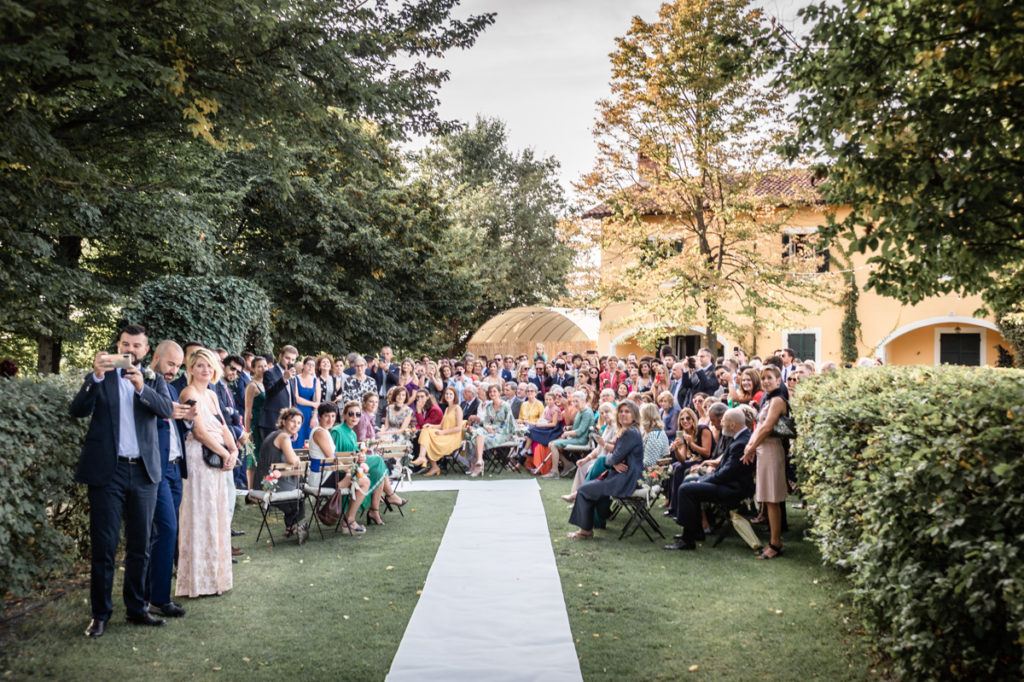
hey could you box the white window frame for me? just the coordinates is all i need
[781,327,822,363]
[934,327,985,366]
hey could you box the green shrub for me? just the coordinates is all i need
[793,366,1024,680]
[0,372,91,598]
[999,310,1024,368]
[120,275,273,353]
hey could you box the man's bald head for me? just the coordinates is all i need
[722,408,746,436]
[152,340,184,383]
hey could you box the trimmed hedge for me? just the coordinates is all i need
[793,366,1024,680]
[120,275,273,353]
[0,373,90,598]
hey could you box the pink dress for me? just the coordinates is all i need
[176,396,233,597]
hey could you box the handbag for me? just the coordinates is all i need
[202,410,230,467]
[317,487,344,526]
[771,412,798,440]
[202,444,226,468]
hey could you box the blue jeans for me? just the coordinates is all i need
[146,459,183,606]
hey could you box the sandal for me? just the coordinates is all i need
[386,495,408,507]
[340,519,366,535]
[423,468,441,477]
[469,462,484,478]
[757,543,783,559]
[367,507,384,526]
[566,530,594,540]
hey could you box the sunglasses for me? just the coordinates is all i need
[346,411,361,417]
[787,377,799,383]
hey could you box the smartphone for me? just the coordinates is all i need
[287,363,295,370]
[112,353,133,369]
[184,399,197,407]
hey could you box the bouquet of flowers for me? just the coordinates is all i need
[641,463,669,489]
[350,459,370,480]
[262,469,282,493]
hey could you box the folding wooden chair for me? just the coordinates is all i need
[376,441,413,518]
[250,460,308,547]
[481,437,522,474]
[302,453,356,540]
[609,484,666,542]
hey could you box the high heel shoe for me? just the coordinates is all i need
[340,519,366,535]
[386,495,408,507]
[469,462,484,478]
[367,507,384,526]
[423,468,441,477]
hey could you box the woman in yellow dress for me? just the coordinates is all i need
[412,385,464,476]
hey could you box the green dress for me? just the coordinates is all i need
[330,423,387,512]
[247,385,267,469]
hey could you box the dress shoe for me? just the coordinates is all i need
[231,528,245,537]
[231,546,244,556]
[126,611,166,627]
[150,601,186,618]
[85,618,106,638]
[663,539,696,551]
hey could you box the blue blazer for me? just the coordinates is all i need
[259,364,291,430]
[70,370,174,486]
[592,427,644,499]
[157,382,189,479]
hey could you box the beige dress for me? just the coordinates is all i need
[754,396,788,504]
[176,395,233,597]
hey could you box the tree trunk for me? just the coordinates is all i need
[703,296,717,356]
[36,334,62,374]
[35,236,82,374]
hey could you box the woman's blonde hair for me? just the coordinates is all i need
[677,407,698,432]
[639,402,663,433]
[187,347,223,385]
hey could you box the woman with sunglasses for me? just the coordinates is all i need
[330,400,408,528]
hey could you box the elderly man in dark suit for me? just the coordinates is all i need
[69,325,175,637]
[664,408,754,551]
[257,344,298,444]
[145,340,194,619]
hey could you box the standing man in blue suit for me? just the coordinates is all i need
[258,345,298,444]
[70,325,175,638]
[145,340,194,618]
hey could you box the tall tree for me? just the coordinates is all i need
[220,118,481,355]
[576,0,830,352]
[0,0,493,371]
[416,117,573,353]
[781,0,1024,314]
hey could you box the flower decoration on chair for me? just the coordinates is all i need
[262,469,282,493]
[641,464,669,489]
[350,460,370,480]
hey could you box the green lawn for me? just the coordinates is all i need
[1,470,882,680]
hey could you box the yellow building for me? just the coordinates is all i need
[583,173,1009,367]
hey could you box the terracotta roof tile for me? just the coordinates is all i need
[582,170,822,219]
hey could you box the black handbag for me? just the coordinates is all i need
[202,410,228,467]
[202,444,226,468]
[771,411,798,440]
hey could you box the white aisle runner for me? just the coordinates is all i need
[386,478,583,682]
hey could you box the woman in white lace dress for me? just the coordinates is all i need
[176,348,237,598]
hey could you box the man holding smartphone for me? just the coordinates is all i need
[70,325,175,638]
[257,345,298,445]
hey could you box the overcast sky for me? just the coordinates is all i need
[407,0,809,203]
